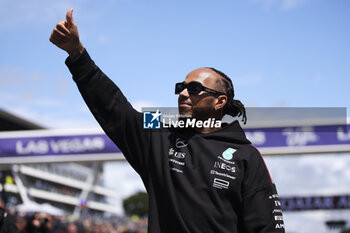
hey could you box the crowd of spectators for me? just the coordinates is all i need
[10,211,147,233]
[28,165,87,183]
[30,180,80,198]
[0,170,146,232]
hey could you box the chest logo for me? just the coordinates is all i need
[222,147,236,160]
[175,138,188,148]
[169,148,186,159]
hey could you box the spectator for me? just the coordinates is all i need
[15,216,27,233]
[66,223,78,233]
[0,205,19,233]
[26,213,52,233]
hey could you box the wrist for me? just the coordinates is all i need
[68,42,84,61]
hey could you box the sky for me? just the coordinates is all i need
[1,0,350,232]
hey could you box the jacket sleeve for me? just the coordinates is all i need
[241,146,285,233]
[65,49,151,178]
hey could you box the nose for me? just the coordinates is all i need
[179,87,190,97]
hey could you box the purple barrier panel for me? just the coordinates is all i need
[245,124,350,147]
[281,194,350,211]
[0,134,120,158]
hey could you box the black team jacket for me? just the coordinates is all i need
[65,49,285,233]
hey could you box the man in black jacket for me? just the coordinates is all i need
[0,208,18,233]
[50,9,285,233]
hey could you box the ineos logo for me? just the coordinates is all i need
[214,162,236,173]
[176,138,188,148]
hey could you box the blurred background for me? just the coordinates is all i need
[0,0,349,232]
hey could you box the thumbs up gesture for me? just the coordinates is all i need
[50,8,84,57]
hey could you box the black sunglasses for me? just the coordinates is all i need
[175,81,226,96]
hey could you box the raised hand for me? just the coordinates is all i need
[50,8,84,57]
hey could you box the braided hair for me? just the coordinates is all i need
[206,67,247,124]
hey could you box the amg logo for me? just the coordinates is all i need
[269,194,279,199]
[272,209,283,214]
[274,200,281,207]
[274,215,283,221]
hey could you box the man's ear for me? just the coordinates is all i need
[214,95,228,111]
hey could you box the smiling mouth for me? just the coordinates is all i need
[179,103,192,108]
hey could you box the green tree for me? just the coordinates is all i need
[341,228,350,233]
[122,191,149,217]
